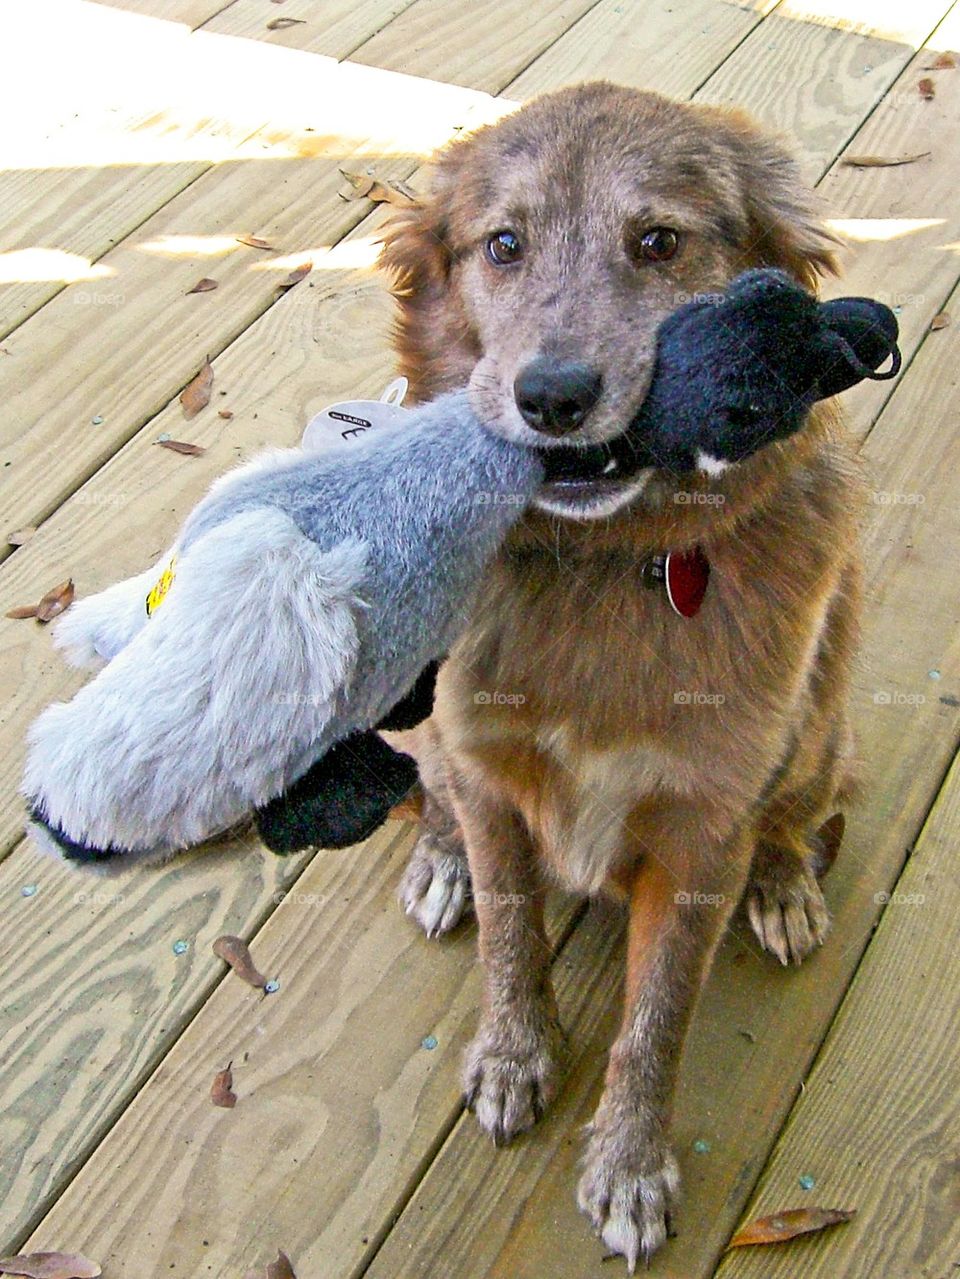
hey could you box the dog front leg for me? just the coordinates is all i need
[453,772,566,1146]
[579,817,751,1269]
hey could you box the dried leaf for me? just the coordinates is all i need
[930,311,951,330]
[7,526,36,546]
[213,935,268,989]
[727,1206,856,1249]
[266,1253,296,1279]
[5,604,39,620]
[158,439,206,456]
[0,1253,102,1279]
[266,17,305,29]
[918,77,936,99]
[338,170,416,205]
[180,357,214,419]
[187,277,218,295]
[211,1063,237,1108]
[278,262,312,290]
[235,234,274,250]
[35,579,75,623]
[218,409,234,420]
[924,51,956,69]
[338,170,376,199]
[841,151,930,167]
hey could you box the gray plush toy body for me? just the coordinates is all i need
[24,392,543,866]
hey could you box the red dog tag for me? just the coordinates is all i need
[665,547,710,618]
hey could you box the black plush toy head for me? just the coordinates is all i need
[539,267,901,483]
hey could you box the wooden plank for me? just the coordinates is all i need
[0,822,318,1249]
[0,1,261,339]
[818,3,960,436]
[202,0,421,59]
[508,0,779,101]
[354,270,960,1279]
[9,826,581,1273]
[351,0,604,92]
[0,55,492,544]
[0,0,487,341]
[91,0,239,24]
[694,0,951,179]
[716,750,960,1279]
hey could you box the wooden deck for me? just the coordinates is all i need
[1,2,959,1275]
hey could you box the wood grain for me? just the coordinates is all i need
[0,55,490,542]
[202,0,422,59]
[10,824,581,1272]
[508,0,777,101]
[695,0,950,179]
[716,751,960,1278]
[0,1,250,339]
[351,0,603,92]
[91,0,240,23]
[0,825,316,1248]
[818,3,960,435]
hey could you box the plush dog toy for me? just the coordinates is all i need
[23,268,900,867]
[24,393,544,867]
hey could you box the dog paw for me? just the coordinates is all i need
[397,831,471,938]
[578,1128,680,1271]
[463,1018,565,1146]
[745,844,831,966]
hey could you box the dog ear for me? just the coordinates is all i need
[717,110,841,290]
[378,148,479,400]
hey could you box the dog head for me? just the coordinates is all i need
[380,82,838,520]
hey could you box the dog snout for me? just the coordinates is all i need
[514,358,603,436]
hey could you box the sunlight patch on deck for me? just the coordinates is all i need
[1,0,508,173]
[0,249,117,284]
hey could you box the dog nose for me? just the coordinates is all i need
[514,358,603,435]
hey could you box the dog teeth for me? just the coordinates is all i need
[603,457,619,475]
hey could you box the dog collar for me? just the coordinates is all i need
[641,547,710,617]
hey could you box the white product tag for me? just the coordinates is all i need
[302,377,410,452]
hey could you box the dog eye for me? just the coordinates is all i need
[486,230,523,266]
[628,225,680,264]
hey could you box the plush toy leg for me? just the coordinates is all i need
[255,730,419,853]
[374,659,440,731]
[52,553,175,666]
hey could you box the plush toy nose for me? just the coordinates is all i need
[514,358,603,435]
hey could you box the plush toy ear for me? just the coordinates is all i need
[378,146,479,401]
[713,109,842,290]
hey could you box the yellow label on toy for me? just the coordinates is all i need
[145,555,177,617]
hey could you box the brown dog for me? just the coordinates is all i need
[380,82,860,1268]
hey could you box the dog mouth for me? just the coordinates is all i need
[535,431,654,493]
